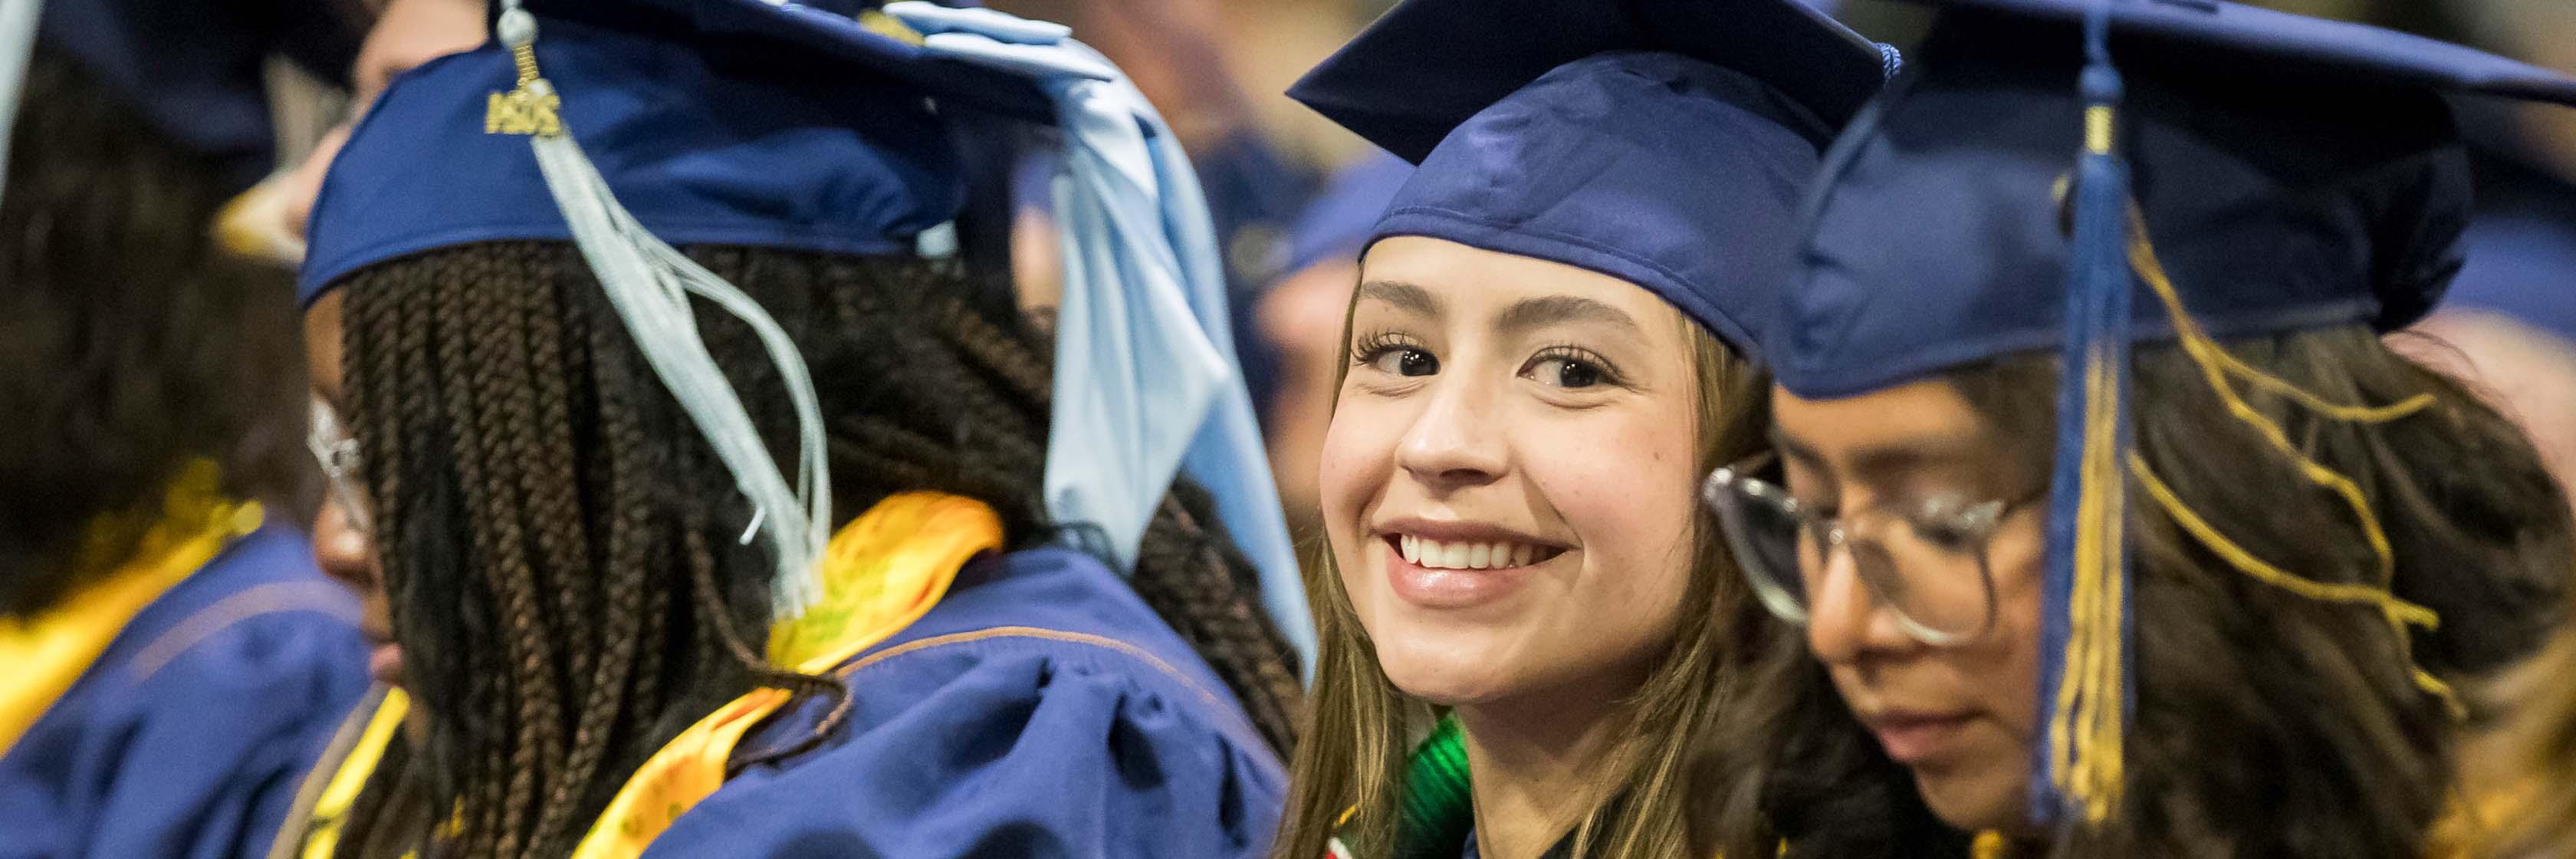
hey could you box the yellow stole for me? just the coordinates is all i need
[0,462,261,758]
[291,492,1001,859]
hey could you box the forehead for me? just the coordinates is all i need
[1772,377,1993,462]
[1356,235,1684,324]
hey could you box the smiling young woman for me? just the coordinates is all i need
[1308,238,1759,858]
[1271,2,1898,857]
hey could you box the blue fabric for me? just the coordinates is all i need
[0,525,370,859]
[639,546,1285,859]
[1372,52,1848,349]
[1289,0,1891,353]
[878,3,1314,673]
[36,0,361,193]
[1769,0,2576,399]
[1289,0,1888,165]
[297,11,965,304]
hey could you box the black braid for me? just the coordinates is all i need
[332,241,1303,857]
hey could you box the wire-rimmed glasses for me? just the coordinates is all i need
[307,398,372,535]
[1701,450,2032,647]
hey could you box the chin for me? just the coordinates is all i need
[1911,769,2028,834]
[1368,624,1526,706]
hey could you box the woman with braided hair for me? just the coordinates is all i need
[274,2,1303,857]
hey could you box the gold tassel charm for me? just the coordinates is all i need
[485,9,561,137]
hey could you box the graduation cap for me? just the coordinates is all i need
[1289,0,1898,351]
[297,0,1316,670]
[1765,0,2576,827]
[0,0,360,208]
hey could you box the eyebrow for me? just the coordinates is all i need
[1493,295,1641,339]
[1769,426,1988,485]
[1354,280,1441,316]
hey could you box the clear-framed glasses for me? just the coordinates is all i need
[1701,450,2032,647]
[307,398,372,535]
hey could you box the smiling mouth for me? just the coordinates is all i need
[1387,534,1566,571]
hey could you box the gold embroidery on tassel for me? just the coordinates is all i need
[485,41,561,137]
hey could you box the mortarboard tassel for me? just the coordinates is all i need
[0,0,44,211]
[2039,0,2469,831]
[488,2,831,619]
[2036,0,2134,828]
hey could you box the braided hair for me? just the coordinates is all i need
[333,241,1301,858]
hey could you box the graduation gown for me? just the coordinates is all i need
[639,544,1286,858]
[0,522,370,859]
[280,492,1284,859]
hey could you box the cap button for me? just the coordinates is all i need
[498,7,538,49]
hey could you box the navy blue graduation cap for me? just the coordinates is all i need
[295,0,1316,666]
[1289,0,1897,350]
[1766,0,2576,828]
[0,0,360,204]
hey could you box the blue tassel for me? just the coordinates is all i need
[2033,0,2135,828]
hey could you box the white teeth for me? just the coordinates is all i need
[1406,537,1550,570]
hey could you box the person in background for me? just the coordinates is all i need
[0,1,373,856]
[1275,0,1893,855]
[1248,151,1410,554]
[1692,2,2574,857]
[278,2,1303,856]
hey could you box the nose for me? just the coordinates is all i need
[1393,379,1506,492]
[310,499,380,596]
[1805,543,1921,664]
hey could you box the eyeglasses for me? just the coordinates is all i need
[1700,450,2035,647]
[307,398,372,535]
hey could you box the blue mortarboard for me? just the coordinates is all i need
[1768,0,2576,828]
[1775,0,2576,397]
[296,0,1315,668]
[0,0,360,203]
[296,8,969,301]
[1290,0,1898,351]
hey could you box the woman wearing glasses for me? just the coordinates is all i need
[1272,2,1896,857]
[1695,2,2574,857]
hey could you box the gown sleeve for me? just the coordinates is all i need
[639,629,1287,859]
[0,582,369,859]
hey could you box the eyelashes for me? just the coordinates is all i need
[1347,328,1422,367]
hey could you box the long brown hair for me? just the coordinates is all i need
[333,241,1303,858]
[1694,326,2572,859]
[1273,306,1768,859]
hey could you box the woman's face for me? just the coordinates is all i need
[1771,379,2047,833]
[304,292,400,691]
[293,0,488,699]
[1319,236,1704,712]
